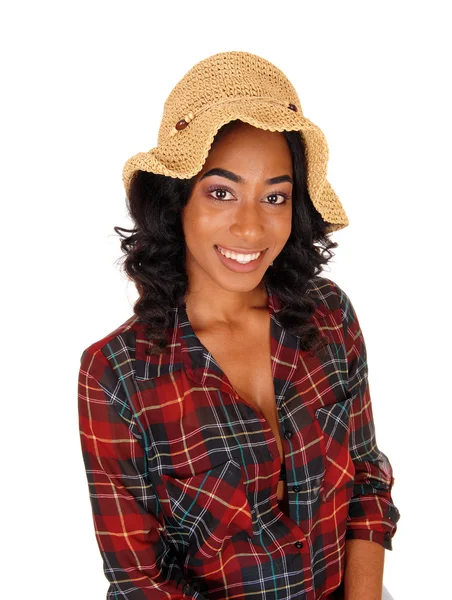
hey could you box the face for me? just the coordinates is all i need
[181,121,293,294]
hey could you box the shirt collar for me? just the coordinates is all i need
[176,282,302,400]
[135,281,328,404]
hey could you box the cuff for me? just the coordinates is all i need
[345,528,393,550]
[347,497,400,550]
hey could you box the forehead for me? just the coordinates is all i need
[199,122,293,176]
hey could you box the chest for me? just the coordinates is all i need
[193,315,286,471]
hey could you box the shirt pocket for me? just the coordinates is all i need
[314,399,355,501]
[160,460,254,559]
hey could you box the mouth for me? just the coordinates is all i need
[214,244,269,273]
[215,244,266,264]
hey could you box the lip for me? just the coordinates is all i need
[214,245,268,273]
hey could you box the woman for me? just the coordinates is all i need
[78,51,400,600]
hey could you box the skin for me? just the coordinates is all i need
[181,121,293,327]
[343,539,385,600]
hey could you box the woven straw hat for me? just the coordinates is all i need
[122,51,349,233]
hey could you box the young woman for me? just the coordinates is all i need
[78,51,400,600]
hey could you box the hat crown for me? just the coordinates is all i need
[158,51,302,146]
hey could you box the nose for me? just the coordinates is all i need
[229,199,265,243]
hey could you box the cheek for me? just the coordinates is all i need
[183,215,217,241]
[182,205,222,250]
[271,214,292,246]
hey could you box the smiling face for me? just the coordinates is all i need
[181,121,293,295]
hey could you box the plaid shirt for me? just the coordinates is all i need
[78,276,400,600]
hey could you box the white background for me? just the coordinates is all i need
[2,1,451,598]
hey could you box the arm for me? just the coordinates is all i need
[78,346,203,599]
[343,539,384,600]
[335,285,400,594]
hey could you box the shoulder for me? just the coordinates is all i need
[306,274,351,316]
[306,275,340,310]
[306,275,358,332]
[79,314,141,375]
[78,309,179,390]
[77,314,151,441]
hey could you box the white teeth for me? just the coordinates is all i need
[217,246,262,263]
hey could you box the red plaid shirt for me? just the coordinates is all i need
[78,276,399,599]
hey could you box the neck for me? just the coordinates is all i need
[184,281,269,330]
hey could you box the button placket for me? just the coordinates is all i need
[281,426,296,506]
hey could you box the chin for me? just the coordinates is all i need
[211,274,264,292]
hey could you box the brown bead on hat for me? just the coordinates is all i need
[122,51,349,233]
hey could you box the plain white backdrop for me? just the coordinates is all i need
[2,1,451,598]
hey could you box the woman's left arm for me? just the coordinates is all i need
[334,283,401,597]
[343,539,385,600]
[336,284,401,548]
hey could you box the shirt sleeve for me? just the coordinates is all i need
[335,284,401,550]
[78,346,204,599]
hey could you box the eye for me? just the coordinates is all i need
[207,186,290,205]
[208,187,235,202]
[266,193,290,205]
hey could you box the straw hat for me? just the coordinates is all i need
[122,51,349,233]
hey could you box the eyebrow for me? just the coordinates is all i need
[199,168,293,186]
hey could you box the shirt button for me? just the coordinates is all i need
[294,541,304,549]
[284,430,292,439]
[293,485,301,493]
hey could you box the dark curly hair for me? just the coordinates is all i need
[114,120,338,357]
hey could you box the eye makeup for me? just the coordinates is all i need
[205,184,291,205]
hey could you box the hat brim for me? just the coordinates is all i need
[122,99,349,232]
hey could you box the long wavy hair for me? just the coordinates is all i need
[114,120,338,357]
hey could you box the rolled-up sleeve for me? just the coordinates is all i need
[78,346,203,599]
[335,284,401,550]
